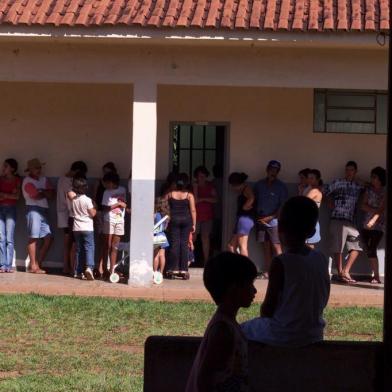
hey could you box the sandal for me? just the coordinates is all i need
[179,271,190,280]
[370,277,382,284]
[338,273,356,284]
[28,268,46,274]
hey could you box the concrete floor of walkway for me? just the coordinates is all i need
[0,269,384,307]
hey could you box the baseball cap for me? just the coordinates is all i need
[25,158,45,172]
[267,160,281,170]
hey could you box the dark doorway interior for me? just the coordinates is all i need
[171,123,226,266]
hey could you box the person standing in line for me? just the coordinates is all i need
[360,167,386,284]
[297,168,311,195]
[101,171,127,279]
[22,159,55,274]
[227,172,255,257]
[305,169,323,248]
[57,161,88,275]
[93,162,118,278]
[165,173,196,280]
[0,159,21,273]
[327,161,363,283]
[254,160,288,279]
[70,177,96,280]
[193,166,217,264]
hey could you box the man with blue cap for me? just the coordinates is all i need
[254,160,288,278]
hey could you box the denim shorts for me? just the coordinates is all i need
[234,216,255,236]
[26,206,52,239]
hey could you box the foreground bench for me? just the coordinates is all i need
[144,336,383,392]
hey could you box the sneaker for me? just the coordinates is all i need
[153,271,163,285]
[76,273,86,280]
[84,268,94,281]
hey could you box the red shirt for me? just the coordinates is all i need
[0,176,21,206]
[195,181,215,222]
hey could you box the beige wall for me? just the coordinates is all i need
[0,82,132,177]
[0,82,386,182]
[158,86,387,183]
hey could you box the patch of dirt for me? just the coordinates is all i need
[108,344,143,354]
[0,371,20,379]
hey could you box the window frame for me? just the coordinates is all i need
[313,89,388,135]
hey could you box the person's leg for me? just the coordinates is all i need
[200,221,212,263]
[342,250,359,281]
[73,232,83,275]
[62,231,71,274]
[262,241,272,276]
[342,224,362,281]
[109,234,121,273]
[330,220,344,277]
[37,235,53,269]
[4,207,16,271]
[153,248,160,272]
[26,208,43,272]
[228,235,239,253]
[83,231,95,280]
[179,221,192,277]
[333,253,343,276]
[168,222,180,273]
[0,209,6,270]
[102,233,111,275]
[237,235,249,257]
[269,226,282,257]
[27,239,40,271]
[158,249,166,273]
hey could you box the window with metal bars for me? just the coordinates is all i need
[171,124,225,178]
[314,89,387,134]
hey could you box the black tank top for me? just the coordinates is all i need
[169,193,191,220]
[237,186,254,217]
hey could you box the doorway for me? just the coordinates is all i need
[171,123,227,266]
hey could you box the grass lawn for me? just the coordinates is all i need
[0,294,383,392]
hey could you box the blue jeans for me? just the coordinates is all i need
[74,231,95,274]
[0,206,16,270]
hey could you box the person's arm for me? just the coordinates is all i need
[261,257,284,317]
[42,178,55,200]
[307,188,322,203]
[88,207,97,218]
[24,182,46,200]
[365,193,386,229]
[197,321,235,391]
[188,193,197,233]
[242,185,255,211]
[0,178,21,200]
[198,185,218,204]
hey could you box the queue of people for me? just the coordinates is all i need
[0,157,387,285]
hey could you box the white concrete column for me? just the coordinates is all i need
[129,81,157,286]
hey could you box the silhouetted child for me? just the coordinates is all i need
[241,196,330,347]
[186,252,257,392]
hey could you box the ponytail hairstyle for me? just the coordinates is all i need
[228,172,248,186]
[5,158,19,177]
[309,169,323,187]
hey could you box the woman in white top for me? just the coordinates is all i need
[305,169,323,248]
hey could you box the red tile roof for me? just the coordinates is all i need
[0,0,389,32]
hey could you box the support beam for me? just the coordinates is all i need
[129,81,157,285]
[384,14,392,391]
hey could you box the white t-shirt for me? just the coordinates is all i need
[22,176,52,209]
[102,186,126,223]
[72,194,94,232]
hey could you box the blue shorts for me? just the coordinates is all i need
[307,222,321,244]
[26,206,52,239]
[235,216,254,236]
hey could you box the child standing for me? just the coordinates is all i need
[101,172,127,278]
[241,196,330,347]
[186,252,257,392]
[153,200,169,284]
[70,177,96,280]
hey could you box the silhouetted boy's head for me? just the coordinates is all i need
[203,252,257,307]
[278,196,318,244]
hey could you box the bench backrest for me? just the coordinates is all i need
[144,336,383,392]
